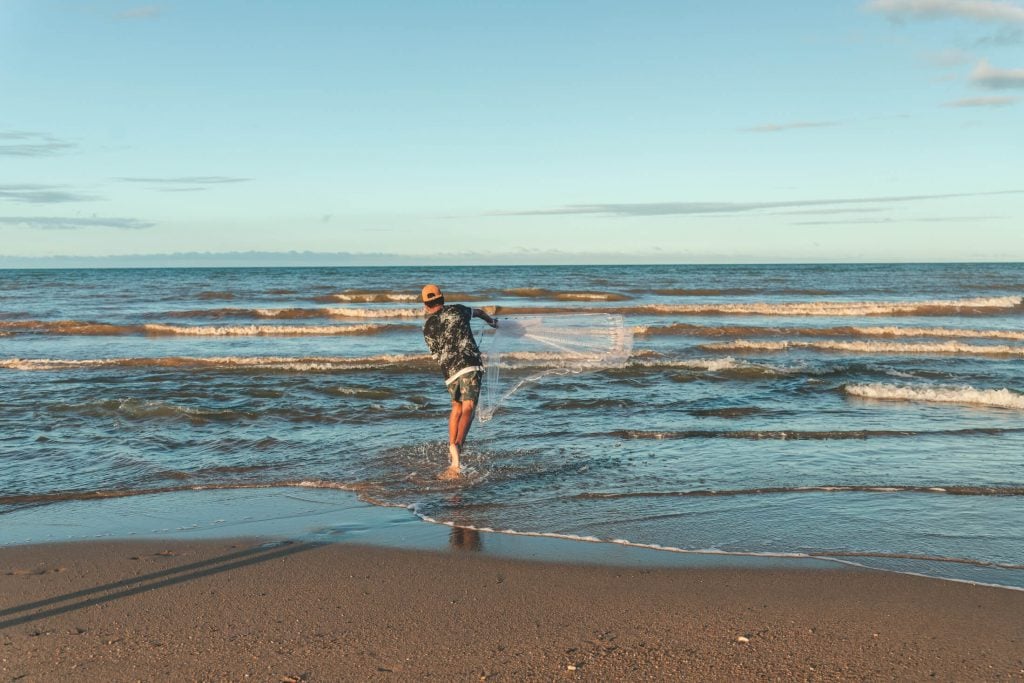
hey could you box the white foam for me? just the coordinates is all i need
[707,339,1024,357]
[0,353,431,372]
[325,307,422,319]
[644,296,1022,316]
[407,506,1024,591]
[141,323,392,336]
[631,356,787,374]
[845,383,1024,410]
[852,325,1024,341]
[328,292,419,302]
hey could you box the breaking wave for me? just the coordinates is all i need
[491,296,1024,317]
[165,307,422,320]
[844,383,1024,410]
[0,350,646,374]
[502,288,632,301]
[142,323,399,336]
[0,320,400,336]
[0,354,434,373]
[316,290,422,303]
[621,356,787,377]
[635,322,1024,341]
[705,339,1024,357]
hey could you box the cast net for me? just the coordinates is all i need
[477,314,633,422]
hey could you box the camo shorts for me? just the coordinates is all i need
[446,370,482,403]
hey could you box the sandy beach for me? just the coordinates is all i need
[2,537,1022,682]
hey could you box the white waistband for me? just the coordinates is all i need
[445,365,483,385]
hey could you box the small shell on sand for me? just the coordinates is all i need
[736,636,750,644]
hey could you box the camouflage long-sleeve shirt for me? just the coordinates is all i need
[422,304,483,384]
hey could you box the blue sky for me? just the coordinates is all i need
[1,0,1023,264]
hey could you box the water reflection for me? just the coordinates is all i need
[449,526,482,552]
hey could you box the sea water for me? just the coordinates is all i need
[1,263,1022,588]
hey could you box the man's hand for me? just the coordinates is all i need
[473,308,498,329]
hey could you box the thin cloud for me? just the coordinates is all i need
[115,176,251,184]
[793,215,1003,225]
[500,190,1024,218]
[0,184,98,204]
[970,59,1024,88]
[945,94,1018,105]
[975,26,1024,42]
[117,6,162,20]
[865,0,1024,23]
[0,216,155,230]
[0,131,75,157]
[772,208,890,216]
[741,121,838,133]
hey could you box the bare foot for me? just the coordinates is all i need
[437,465,461,481]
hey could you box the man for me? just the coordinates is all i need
[421,284,498,480]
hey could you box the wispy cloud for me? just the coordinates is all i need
[741,121,838,133]
[117,5,162,20]
[865,0,1024,24]
[0,184,98,204]
[0,131,76,157]
[975,26,1024,42]
[114,176,251,184]
[792,215,1003,225]
[0,216,155,230]
[945,94,1018,105]
[499,190,1024,218]
[970,59,1024,87]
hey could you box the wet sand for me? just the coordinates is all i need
[2,538,1022,681]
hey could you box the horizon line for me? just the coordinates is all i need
[0,250,1022,270]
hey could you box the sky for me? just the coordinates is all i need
[1,0,1023,265]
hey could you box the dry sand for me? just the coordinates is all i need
[2,538,1023,681]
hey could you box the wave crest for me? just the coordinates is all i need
[636,322,1024,341]
[845,383,1024,410]
[492,296,1024,318]
[706,339,1024,357]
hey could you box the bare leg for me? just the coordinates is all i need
[448,401,462,448]
[453,399,476,448]
[440,402,463,479]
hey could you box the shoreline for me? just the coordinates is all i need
[3,537,1023,680]
[2,486,1021,591]
[3,488,1024,679]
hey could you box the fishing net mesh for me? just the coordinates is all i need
[477,314,633,422]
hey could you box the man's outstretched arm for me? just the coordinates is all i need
[473,308,498,328]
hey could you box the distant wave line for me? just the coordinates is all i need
[163,307,423,320]
[491,296,1024,318]
[636,322,1024,341]
[0,354,434,372]
[317,288,633,303]
[705,339,1024,357]
[0,320,405,337]
[0,351,628,373]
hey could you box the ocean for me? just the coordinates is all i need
[1,263,1022,588]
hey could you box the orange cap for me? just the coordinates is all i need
[421,284,443,304]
